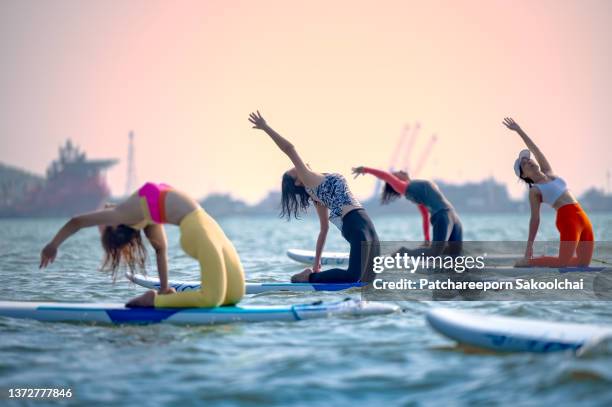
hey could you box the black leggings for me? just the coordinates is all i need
[309,209,380,283]
[431,209,462,242]
[429,209,463,256]
[395,209,463,257]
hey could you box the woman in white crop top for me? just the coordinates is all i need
[504,117,594,267]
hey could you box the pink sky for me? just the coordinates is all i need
[1,0,610,203]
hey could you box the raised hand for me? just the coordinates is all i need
[248,111,268,130]
[504,117,551,173]
[39,243,57,269]
[503,117,522,132]
[351,166,365,179]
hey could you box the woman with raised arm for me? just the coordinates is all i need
[39,183,245,307]
[248,111,379,283]
[352,167,462,255]
[503,117,594,267]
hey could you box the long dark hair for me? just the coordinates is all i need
[100,225,147,281]
[280,172,311,219]
[518,168,535,187]
[381,182,401,205]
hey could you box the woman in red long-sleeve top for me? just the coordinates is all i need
[353,166,462,255]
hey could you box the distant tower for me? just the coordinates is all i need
[125,131,137,196]
[371,124,410,199]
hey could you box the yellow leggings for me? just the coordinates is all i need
[154,208,245,308]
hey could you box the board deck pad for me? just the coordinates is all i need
[128,273,364,293]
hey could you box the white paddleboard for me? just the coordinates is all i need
[286,249,527,267]
[460,266,608,274]
[287,249,349,266]
[426,307,612,353]
[0,299,398,326]
[128,274,364,293]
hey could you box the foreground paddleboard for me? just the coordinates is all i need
[287,249,349,266]
[0,299,397,326]
[129,274,364,293]
[427,308,612,353]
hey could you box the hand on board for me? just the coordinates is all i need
[524,241,534,260]
[514,257,531,267]
[158,287,177,295]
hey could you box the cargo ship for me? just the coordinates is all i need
[0,140,117,217]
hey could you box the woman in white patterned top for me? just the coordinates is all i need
[249,111,379,283]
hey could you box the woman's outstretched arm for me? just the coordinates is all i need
[39,209,129,268]
[39,203,140,269]
[525,187,542,259]
[503,117,553,175]
[144,224,174,294]
[352,166,409,194]
[313,203,330,273]
[249,111,322,188]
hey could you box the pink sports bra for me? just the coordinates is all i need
[130,182,172,230]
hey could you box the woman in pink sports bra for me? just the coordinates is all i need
[39,182,245,308]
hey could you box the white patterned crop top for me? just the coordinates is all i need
[305,173,362,230]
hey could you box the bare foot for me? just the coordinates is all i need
[125,289,156,307]
[291,268,314,283]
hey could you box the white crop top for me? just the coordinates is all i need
[534,177,567,205]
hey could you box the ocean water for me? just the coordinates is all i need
[1,212,611,406]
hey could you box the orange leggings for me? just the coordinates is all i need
[529,203,594,267]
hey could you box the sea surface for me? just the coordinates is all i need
[1,212,611,406]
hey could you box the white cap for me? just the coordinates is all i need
[514,149,531,177]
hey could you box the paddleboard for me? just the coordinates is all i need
[0,299,398,326]
[287,249,349,266]
[426,308,612,353]
[128,274,364,293]
[287,249,611,272]
[476,266,608,274]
